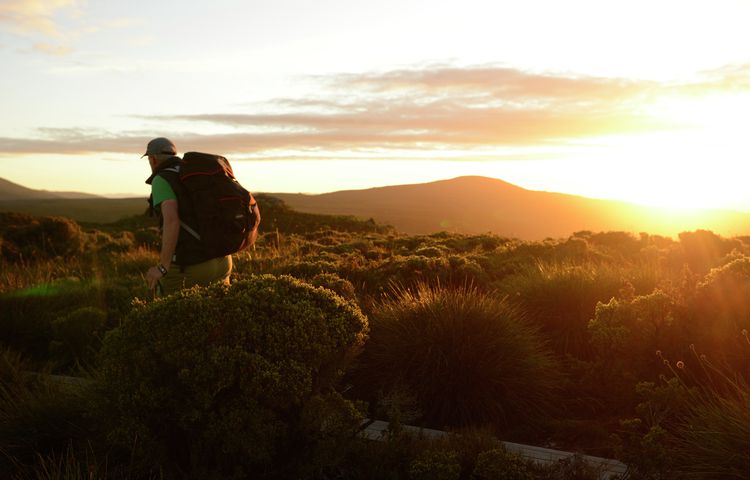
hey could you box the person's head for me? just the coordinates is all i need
[142,137,177,171]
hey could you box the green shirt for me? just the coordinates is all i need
[151,175,177,207]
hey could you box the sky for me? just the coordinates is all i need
[1,0,750,211]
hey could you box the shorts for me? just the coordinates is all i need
[159,255,232,295]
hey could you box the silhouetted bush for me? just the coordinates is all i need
[678,229,741,274]
[357,282,560,431]
[97,274,368,478]
[0,213,83,261]
[588,290,680,411]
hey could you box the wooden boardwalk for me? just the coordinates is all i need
[360,420,628,479]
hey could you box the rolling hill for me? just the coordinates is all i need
[269,176,750,239]
[2,175,750,239]
[0,177,146,223]
[0,177,101,201]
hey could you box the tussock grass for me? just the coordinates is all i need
[359,281,561,431]
[497,260,626,357]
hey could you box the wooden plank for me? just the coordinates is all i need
[359,419,628,479]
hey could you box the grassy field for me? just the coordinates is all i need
[1,198,749,478]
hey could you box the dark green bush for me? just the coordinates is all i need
[0,279,93,361]
[0,278,140,366]
[97,274,368,478]
[276,259,340,278]
[357,282,561,431]
[309,272,357,301]
[0,371,94,474]
[49,306,106,368]
[409,449,461,480]
[472,448,534,480]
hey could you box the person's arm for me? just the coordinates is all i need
[249,194,261,246]
[147,199,180,290]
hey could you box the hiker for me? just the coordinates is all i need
[142,137,260,295]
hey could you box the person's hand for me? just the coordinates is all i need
[146,266,165,290]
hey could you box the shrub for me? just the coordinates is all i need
[0,279,94,361]
[691,255,750,369]
[678,229,739,274]
[472,448,534,480]
[49,306,107,368]
[0,213,83,261]
[409,449,461,480]
[97,231,136,254]
[618,350,750,479]
[415,246,445,258]
[0,278,141,366]
[97,274,368,478]
[295,391,367,478]
[587,290,680,410]
[309,272,357,301]
[357,282,561,431]
[0,372,94,474]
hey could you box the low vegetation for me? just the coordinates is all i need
[1,197,749,478]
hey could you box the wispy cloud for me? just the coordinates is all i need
[1,64,748,157]
[0,1,139,56]
[0,0,82,55]
[0,0,81,37]
[31,41,71,55]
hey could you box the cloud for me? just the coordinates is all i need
[0,0,81,37]
[0,1,136,56]
[0,0,82,55]
[2,64,747,158]
[328,66,656,103]
[154,67,669,150]
[31,41,71,55]
[695,63,750,92]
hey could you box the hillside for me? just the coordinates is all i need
[3,175,750,238]
[269,176,750,239]
[0,177,101,201]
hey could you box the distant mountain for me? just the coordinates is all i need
[0,177,100,201]
[268,176,750,239]
[3,175,750,238]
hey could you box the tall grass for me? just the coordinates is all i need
[497,260,627,358]
[358,281,561,432]
[669,342,750,478]
[0,349,94,475]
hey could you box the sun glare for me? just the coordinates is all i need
[576,92,750,211]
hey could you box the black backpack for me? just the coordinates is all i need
[174,152,258,260]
